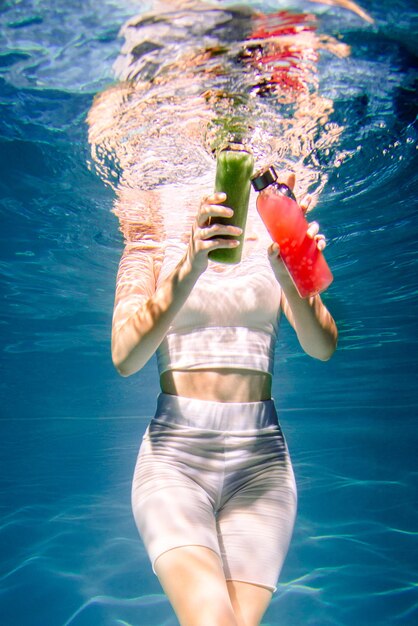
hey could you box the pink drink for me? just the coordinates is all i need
[251,167,333,298]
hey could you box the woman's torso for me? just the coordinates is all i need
[160,368,272,403]
[157,234,281,402]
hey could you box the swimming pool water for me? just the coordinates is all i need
[1,1,417,625]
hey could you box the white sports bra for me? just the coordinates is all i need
[156,239,282,375]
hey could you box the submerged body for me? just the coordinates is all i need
[111,187,337,626]
[84,1,376,624]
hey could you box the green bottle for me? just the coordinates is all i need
[209,143,254,264]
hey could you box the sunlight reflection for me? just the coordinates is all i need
[87,2,350,259]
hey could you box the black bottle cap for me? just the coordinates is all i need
[251,166,278,191]
[251,166,297,201]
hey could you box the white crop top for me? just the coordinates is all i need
[156,240,282,375]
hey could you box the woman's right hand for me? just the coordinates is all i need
[185,192,243,273]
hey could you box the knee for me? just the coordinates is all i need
[155,546,239,626]
[175,590,238,626]
[194,604,238,626]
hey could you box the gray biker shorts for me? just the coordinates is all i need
[131,393,297,592]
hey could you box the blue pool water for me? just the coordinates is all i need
[1,1,417,625]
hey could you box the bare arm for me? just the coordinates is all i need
[272,247,338,361]
[268,175,338,361]
[111,245,198,376]
[111,192,242,376]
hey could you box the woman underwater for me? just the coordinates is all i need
[88,1,371,624]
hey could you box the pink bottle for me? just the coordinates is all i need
[251,166,333,298]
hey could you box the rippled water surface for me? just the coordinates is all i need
[1,1,417,625]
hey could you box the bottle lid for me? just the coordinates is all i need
[218,141,251,154]
[251,166,277,191]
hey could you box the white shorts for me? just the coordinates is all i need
[131,393,297,592]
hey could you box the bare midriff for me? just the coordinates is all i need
[160,369,272,403]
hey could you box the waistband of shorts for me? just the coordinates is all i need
[154,393,279,431]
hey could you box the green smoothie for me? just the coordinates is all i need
[209,144,254,264]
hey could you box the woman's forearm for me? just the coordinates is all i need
[280,274,338,361]
[112,253,201,376]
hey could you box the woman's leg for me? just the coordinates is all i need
[226,580,273,626]
[155,545,239,626]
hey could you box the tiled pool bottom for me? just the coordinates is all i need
[1,407,416,626]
